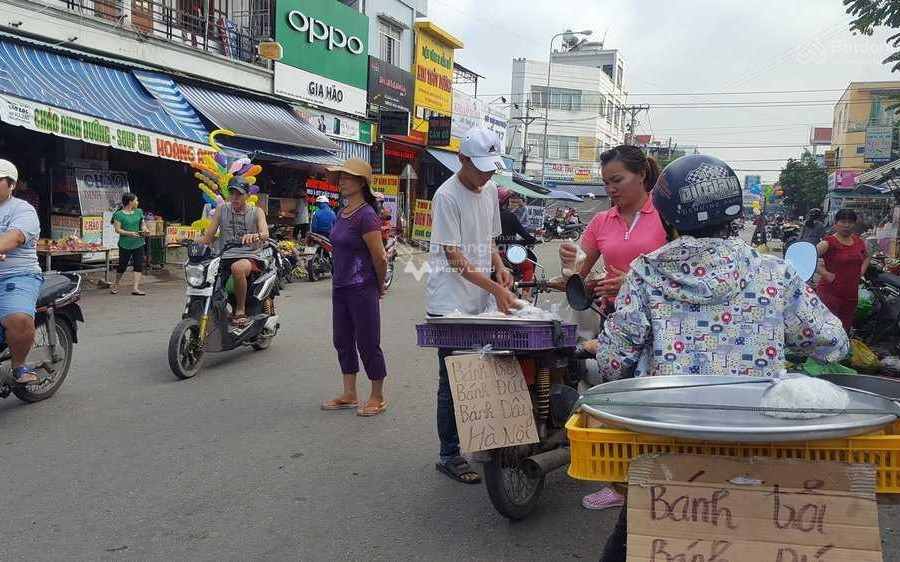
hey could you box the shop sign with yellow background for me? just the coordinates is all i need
[411,22,463,146]
[412,199,433,241]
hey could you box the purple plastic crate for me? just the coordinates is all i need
[416,322,577,351]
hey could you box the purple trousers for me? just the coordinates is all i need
[333,282,387,380]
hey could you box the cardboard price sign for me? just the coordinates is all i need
[444,354,539,454]
[626,454,882,562]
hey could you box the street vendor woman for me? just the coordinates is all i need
[425,127,518,485]
[582,154,848,561]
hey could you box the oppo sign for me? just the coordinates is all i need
[286,10,365,54]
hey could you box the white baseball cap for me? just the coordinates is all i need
[0,159,18,182]
[459,127,504,173]
[316,195,330,204]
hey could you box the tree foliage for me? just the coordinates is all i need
[778,152,828,215]
[845,0,900,72]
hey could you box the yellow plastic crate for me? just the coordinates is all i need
[566,411,900,493]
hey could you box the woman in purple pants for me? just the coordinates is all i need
[319,158,389,417]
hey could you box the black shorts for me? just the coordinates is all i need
[117,246,144,274]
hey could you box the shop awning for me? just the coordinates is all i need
[494,174,549,199]
[0,39,207,143]
[220,137,341,167]
[175,83,338,152]
[426,148,461,173]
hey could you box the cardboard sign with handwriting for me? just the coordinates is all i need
[626,454,882,562]
[444,354,539,454]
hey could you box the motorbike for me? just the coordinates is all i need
[538,219,585,242]
[478,245,599,520]
[500,243,540,301]
[384,236,397,289]
[856,258,900,350]
[779,223,801,257]
[0,272,82,402]
[305,233,333,282]
[168,241,281,379]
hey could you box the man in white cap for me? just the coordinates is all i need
[0,159,42,385]
[425,127,518,484]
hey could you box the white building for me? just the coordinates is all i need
[342,0,426,69]
[507,41,627,183]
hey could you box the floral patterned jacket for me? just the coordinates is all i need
[596,237,849,380]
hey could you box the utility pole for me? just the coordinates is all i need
[509,102,540,173]
[622,104,650,145]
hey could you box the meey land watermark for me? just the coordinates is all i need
[796,37,893,65]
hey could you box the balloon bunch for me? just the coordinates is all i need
[189,129,263,231]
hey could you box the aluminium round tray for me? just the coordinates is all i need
[579,375,900,442]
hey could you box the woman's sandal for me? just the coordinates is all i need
[320,397,359,410]
[435,458,481,484]
[230,314,249,326]
[110,288,118,294]
[132,290,146,296]
[12,368,39,385]
[357,400,387,417]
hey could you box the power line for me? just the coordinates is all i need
[478,87,852,98]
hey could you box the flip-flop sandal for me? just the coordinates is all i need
[357,401,387,417]
[435,458,481,484]
[131,290,146,296]
[230,314,249,326]
[320,398,359,410]
[12,369,39,386]
[110,288,118,294]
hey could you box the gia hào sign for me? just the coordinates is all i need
[274,0,369,117]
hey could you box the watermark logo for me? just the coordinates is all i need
[795,37,891,65]
[404,259,432,282]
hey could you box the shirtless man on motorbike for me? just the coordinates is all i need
[576,155,849,561]
[197,177,269,326]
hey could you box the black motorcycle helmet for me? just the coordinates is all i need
[652,154,743,234]
[808,208,824,221]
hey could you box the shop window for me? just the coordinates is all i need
[379,21,401,66]
[602,64,614,81]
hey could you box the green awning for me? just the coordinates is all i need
[493,173,549,199]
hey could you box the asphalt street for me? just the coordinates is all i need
[0,239,897,561]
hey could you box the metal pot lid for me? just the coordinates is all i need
[579,375,900,443]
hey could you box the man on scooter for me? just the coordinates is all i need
[495,186,537,283]
[578,154,849,561]
[0,159,42,385]
[198,177,269,326]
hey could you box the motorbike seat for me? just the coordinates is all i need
[878,272,900,290]
[37,274,75,307]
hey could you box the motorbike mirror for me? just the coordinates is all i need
[506,245,529,265]
[566,274,594,311]
[784,241,818,282]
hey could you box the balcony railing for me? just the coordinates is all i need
[57,0,271,68]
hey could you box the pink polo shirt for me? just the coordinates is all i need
[581,196,667,274]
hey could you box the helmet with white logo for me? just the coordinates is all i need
[652,154,743,232]
[315,195,330,204]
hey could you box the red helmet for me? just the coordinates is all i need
[497,186,514,205]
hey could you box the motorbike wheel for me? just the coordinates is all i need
[483,445,545,521]
[570,229,582,242]
[13,320,74,403]
[307,258,320,282]
[385,258,395,289]
[168,317,205,380]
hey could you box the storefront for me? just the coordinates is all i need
[0,36,340,268]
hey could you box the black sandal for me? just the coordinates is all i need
[435,458,481,484]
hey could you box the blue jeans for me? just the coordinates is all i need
[437,348,461,464]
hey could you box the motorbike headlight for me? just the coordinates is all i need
[185,264,207,288]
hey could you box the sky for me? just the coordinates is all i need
[426,0,899,183]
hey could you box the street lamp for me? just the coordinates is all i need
[541,29,592,188]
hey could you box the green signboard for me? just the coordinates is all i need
[275,0,369,90]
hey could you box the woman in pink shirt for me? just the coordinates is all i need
[559,145,667,511]
[561,145,667,301]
